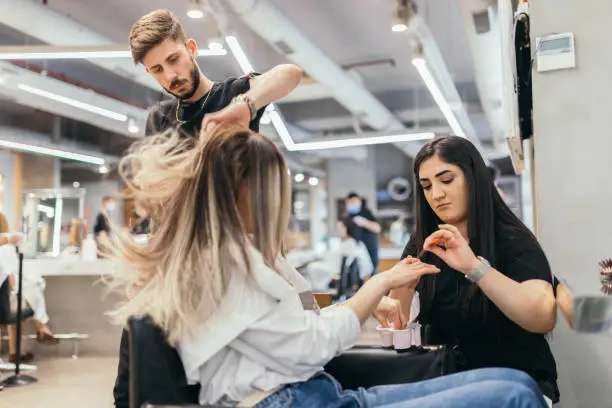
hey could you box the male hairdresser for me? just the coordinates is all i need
[114,9,302,407]
[131,9,302,137]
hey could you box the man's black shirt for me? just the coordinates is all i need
[145,75,265,137]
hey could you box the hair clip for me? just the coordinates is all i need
[599,258,612,295]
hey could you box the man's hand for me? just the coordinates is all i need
[201,102,251,135]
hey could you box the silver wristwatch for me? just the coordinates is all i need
[465,256,490,283]
[232,94,257,120]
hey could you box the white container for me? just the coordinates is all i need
[392,323,422,350]
[376,325,394,347]
[410,323,422,346]
[81,234,98,261]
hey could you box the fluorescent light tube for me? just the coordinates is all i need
[412,58,465,138]
[0,49,226,60]
[18,84,128,122]
[0,139,106,165]
[225,35,255,74]
[287,132,435,152]
[224,35,430,152]
[268,110,297,149]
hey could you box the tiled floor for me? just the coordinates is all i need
[0,356,117,408]
[0,319,380,407]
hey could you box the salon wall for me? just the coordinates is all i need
[326,148,377,230]
[21,153,60,190]
[326,145,414,234]
[0,149,16,229]
[374,144,413,192]
[531,1,612,406]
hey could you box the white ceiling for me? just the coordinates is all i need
[268,0,476,92]
[0,0,499,169]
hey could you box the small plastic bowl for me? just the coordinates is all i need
[408,323,422,347]
[376,325,394,347]
[392,329,413,350]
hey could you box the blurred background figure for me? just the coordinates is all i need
[344,192,381,273]
[306,218,373,292]
[94,196,116,250]
[131,201,150,236]
[0,211,57,364]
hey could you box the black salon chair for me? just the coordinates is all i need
[127,315,454,408]
[127,315,199,408]
[0,279,34,328]
[335,256,360,300]
[0,278,35,383]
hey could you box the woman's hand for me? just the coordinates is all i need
[374,296,407,330]
[424,224,480,274]
[380,256,440,290]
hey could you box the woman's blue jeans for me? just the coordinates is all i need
[255,367,547,408]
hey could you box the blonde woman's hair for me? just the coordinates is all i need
[107,124,291,345]
[0,211,9,235]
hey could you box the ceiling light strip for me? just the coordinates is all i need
[287,132,435,151]
[18,84,128,122]
[0,49,226,60]
[412,58,465,138]
[225,36,255,74]
[0,140,106,165]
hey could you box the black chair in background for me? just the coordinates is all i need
[0,249,37,388]
[127,315,200,408]
[335,256,360,300]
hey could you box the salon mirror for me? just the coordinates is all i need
[21,188,85,258]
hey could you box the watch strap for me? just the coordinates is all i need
[466,256,490,283]
[232,94,257,121]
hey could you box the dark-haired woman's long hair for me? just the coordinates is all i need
[402,136,540,323]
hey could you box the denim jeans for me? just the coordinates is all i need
[255,368,547,408]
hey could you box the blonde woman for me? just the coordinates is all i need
[0,212,57,363]
[109,125,548,408]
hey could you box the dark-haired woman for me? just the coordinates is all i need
[390,136,560,404]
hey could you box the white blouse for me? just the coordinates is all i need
[178,247,361,407]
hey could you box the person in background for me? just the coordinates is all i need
[130,9,302,137]
[131,201,150,236]
[389,214,409,247]
[0,212,58,364]
[306,218,373,292]
[389,136,559,404]
[94,195,116,249]
[110,124,548,408]
[345,192,381,273]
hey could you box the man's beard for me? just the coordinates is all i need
[165,60,201,101]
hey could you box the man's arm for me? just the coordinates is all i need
[246,64,303,110]
[200,64,302,132]
[354,209,381,234]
